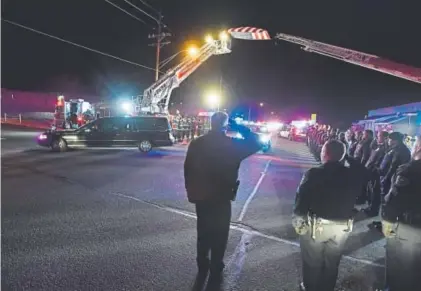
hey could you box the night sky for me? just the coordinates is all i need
[2,0,421,126]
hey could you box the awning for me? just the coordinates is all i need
[375,115,408,124]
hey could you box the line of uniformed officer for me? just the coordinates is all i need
[299,130,420,290]
[381,136,421,291]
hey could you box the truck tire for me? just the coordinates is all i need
[138,140,153,153]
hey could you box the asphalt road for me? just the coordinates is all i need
[1,131,386,291]
[1,124,44,156]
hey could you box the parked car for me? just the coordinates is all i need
[37,116,175,153]
[279,124,292,139]
[278,124,307,142]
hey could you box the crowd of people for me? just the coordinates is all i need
[171,115,210,142]
[302,124,421,291]
[181,112,420,291]
[307,125,412,219]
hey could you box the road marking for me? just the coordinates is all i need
[237,159,271,221]
[225,159,271,289]
[110,193,384,268]
[225,232,253,290]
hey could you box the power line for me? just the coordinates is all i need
[104,0,148,26]
[2,19,159,72]
[109,0,172,80]
[137,0,160,16]
[122,0,162,26]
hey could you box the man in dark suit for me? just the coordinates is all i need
[184,112,261,290]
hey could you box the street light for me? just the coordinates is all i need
[159,45,199,69]
[205,91,221,111]
[205,35,214,43]
[187,46,199,57]
[219,31,229,41]
[248,102,265,121]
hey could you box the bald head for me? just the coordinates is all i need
[211,111,229,131]
[321,140,346,163]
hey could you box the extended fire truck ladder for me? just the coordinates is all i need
[275,33,421,84]
[135,37,232,114]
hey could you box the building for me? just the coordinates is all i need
[355,101,421,137]
[1,88,102,114]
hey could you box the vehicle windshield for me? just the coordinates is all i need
[76,119,96,132]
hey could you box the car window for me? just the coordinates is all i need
[98,118,132,132]
[78,119,98,132]
[133,117,170,131]
[155,118,171,130]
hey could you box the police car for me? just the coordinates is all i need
[227,124,272,153]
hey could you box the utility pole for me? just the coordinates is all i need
[148,12,171,81]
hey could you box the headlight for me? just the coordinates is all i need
[259,134,270,143]
[38,134,48,140]
[235,132,244,139]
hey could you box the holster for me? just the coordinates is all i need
[307,213,354,240]
[308,214,317,240]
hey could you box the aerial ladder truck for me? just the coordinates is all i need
[134,32,231,114]
[135,29,420,115]
[274,33,421,84]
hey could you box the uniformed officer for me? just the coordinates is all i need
[354,129,374,204]
[184,112,261,290]
[379,132,411,196]
[381,136,421,291]
[371,132,411,229]
[293,139,363,291]
[346,130,358,158]
[364,131,389,216]
[354,129,374,166]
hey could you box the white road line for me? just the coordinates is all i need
[224,232,253,290]
[224,160,272,288]
[110,193,384,268]
[237,159,271,221]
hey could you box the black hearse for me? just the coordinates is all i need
[37,116,175,153]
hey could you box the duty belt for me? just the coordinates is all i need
[308,214,354,240]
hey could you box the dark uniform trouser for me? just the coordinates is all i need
[385,223,421,291]
[195,200,231,274]
[300,224,349,291]
[380,178,391,205]
[366,169,381,214]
